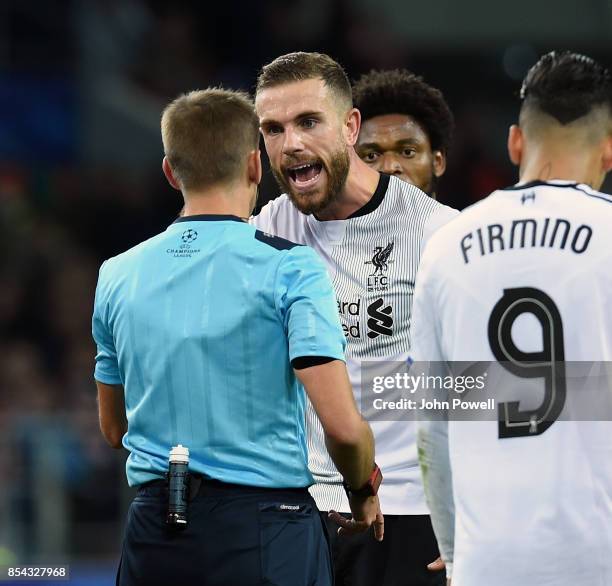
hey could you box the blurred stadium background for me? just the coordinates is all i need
[1,0,610,583]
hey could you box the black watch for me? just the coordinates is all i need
[343,463,383,498]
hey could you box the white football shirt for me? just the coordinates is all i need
[252,173,459,514]
[412,180,612,585]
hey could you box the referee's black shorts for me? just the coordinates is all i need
[117,478,333,586]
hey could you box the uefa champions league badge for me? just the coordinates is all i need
[166,229,201,258]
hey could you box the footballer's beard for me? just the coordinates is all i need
[271,148,351,216]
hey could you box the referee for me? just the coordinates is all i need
[92,88,382,586]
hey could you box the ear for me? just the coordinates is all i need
[507,124,523,167]
[432,151,446,177]
[601,135,612,173]
[162,156,181,190]
[344,107,361,147]
[247,149,262,186]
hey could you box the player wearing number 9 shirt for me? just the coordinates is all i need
[411,51,612,586]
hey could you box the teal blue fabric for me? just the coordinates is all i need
[93,215,345,487]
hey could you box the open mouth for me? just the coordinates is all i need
[287,162,323,187]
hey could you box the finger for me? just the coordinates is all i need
[329,512,371,536]
[328,510,353,529]
[373,512,384,542]
[337,520,370,537]
[427,557,445,571]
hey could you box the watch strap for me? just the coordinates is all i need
[343,463,383,498]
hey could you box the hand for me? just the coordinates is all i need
[427,557,445,572]
[328,495,384,541]
[426,557,450,585]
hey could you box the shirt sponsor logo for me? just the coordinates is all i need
[337,297,395,340]
[367,298,393,339]
[338,299,361,339]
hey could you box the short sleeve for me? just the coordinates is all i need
[275,246,346,363]
[92,261,122,385]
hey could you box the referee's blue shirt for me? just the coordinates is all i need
[92,215,346,488]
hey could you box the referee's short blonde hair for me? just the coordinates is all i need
[161,88,259,190]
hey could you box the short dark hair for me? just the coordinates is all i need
[520,51,612,125]
[256,52,352,110]
[161,88,259,190]
[352,69,454,154]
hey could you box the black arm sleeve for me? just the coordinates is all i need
[291,356,337,370]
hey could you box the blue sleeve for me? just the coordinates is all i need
[275,246,346,363]
[92,261,123,385]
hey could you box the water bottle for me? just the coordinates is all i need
[166,444,189,529]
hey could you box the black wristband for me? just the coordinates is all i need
[343,463,383,498]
